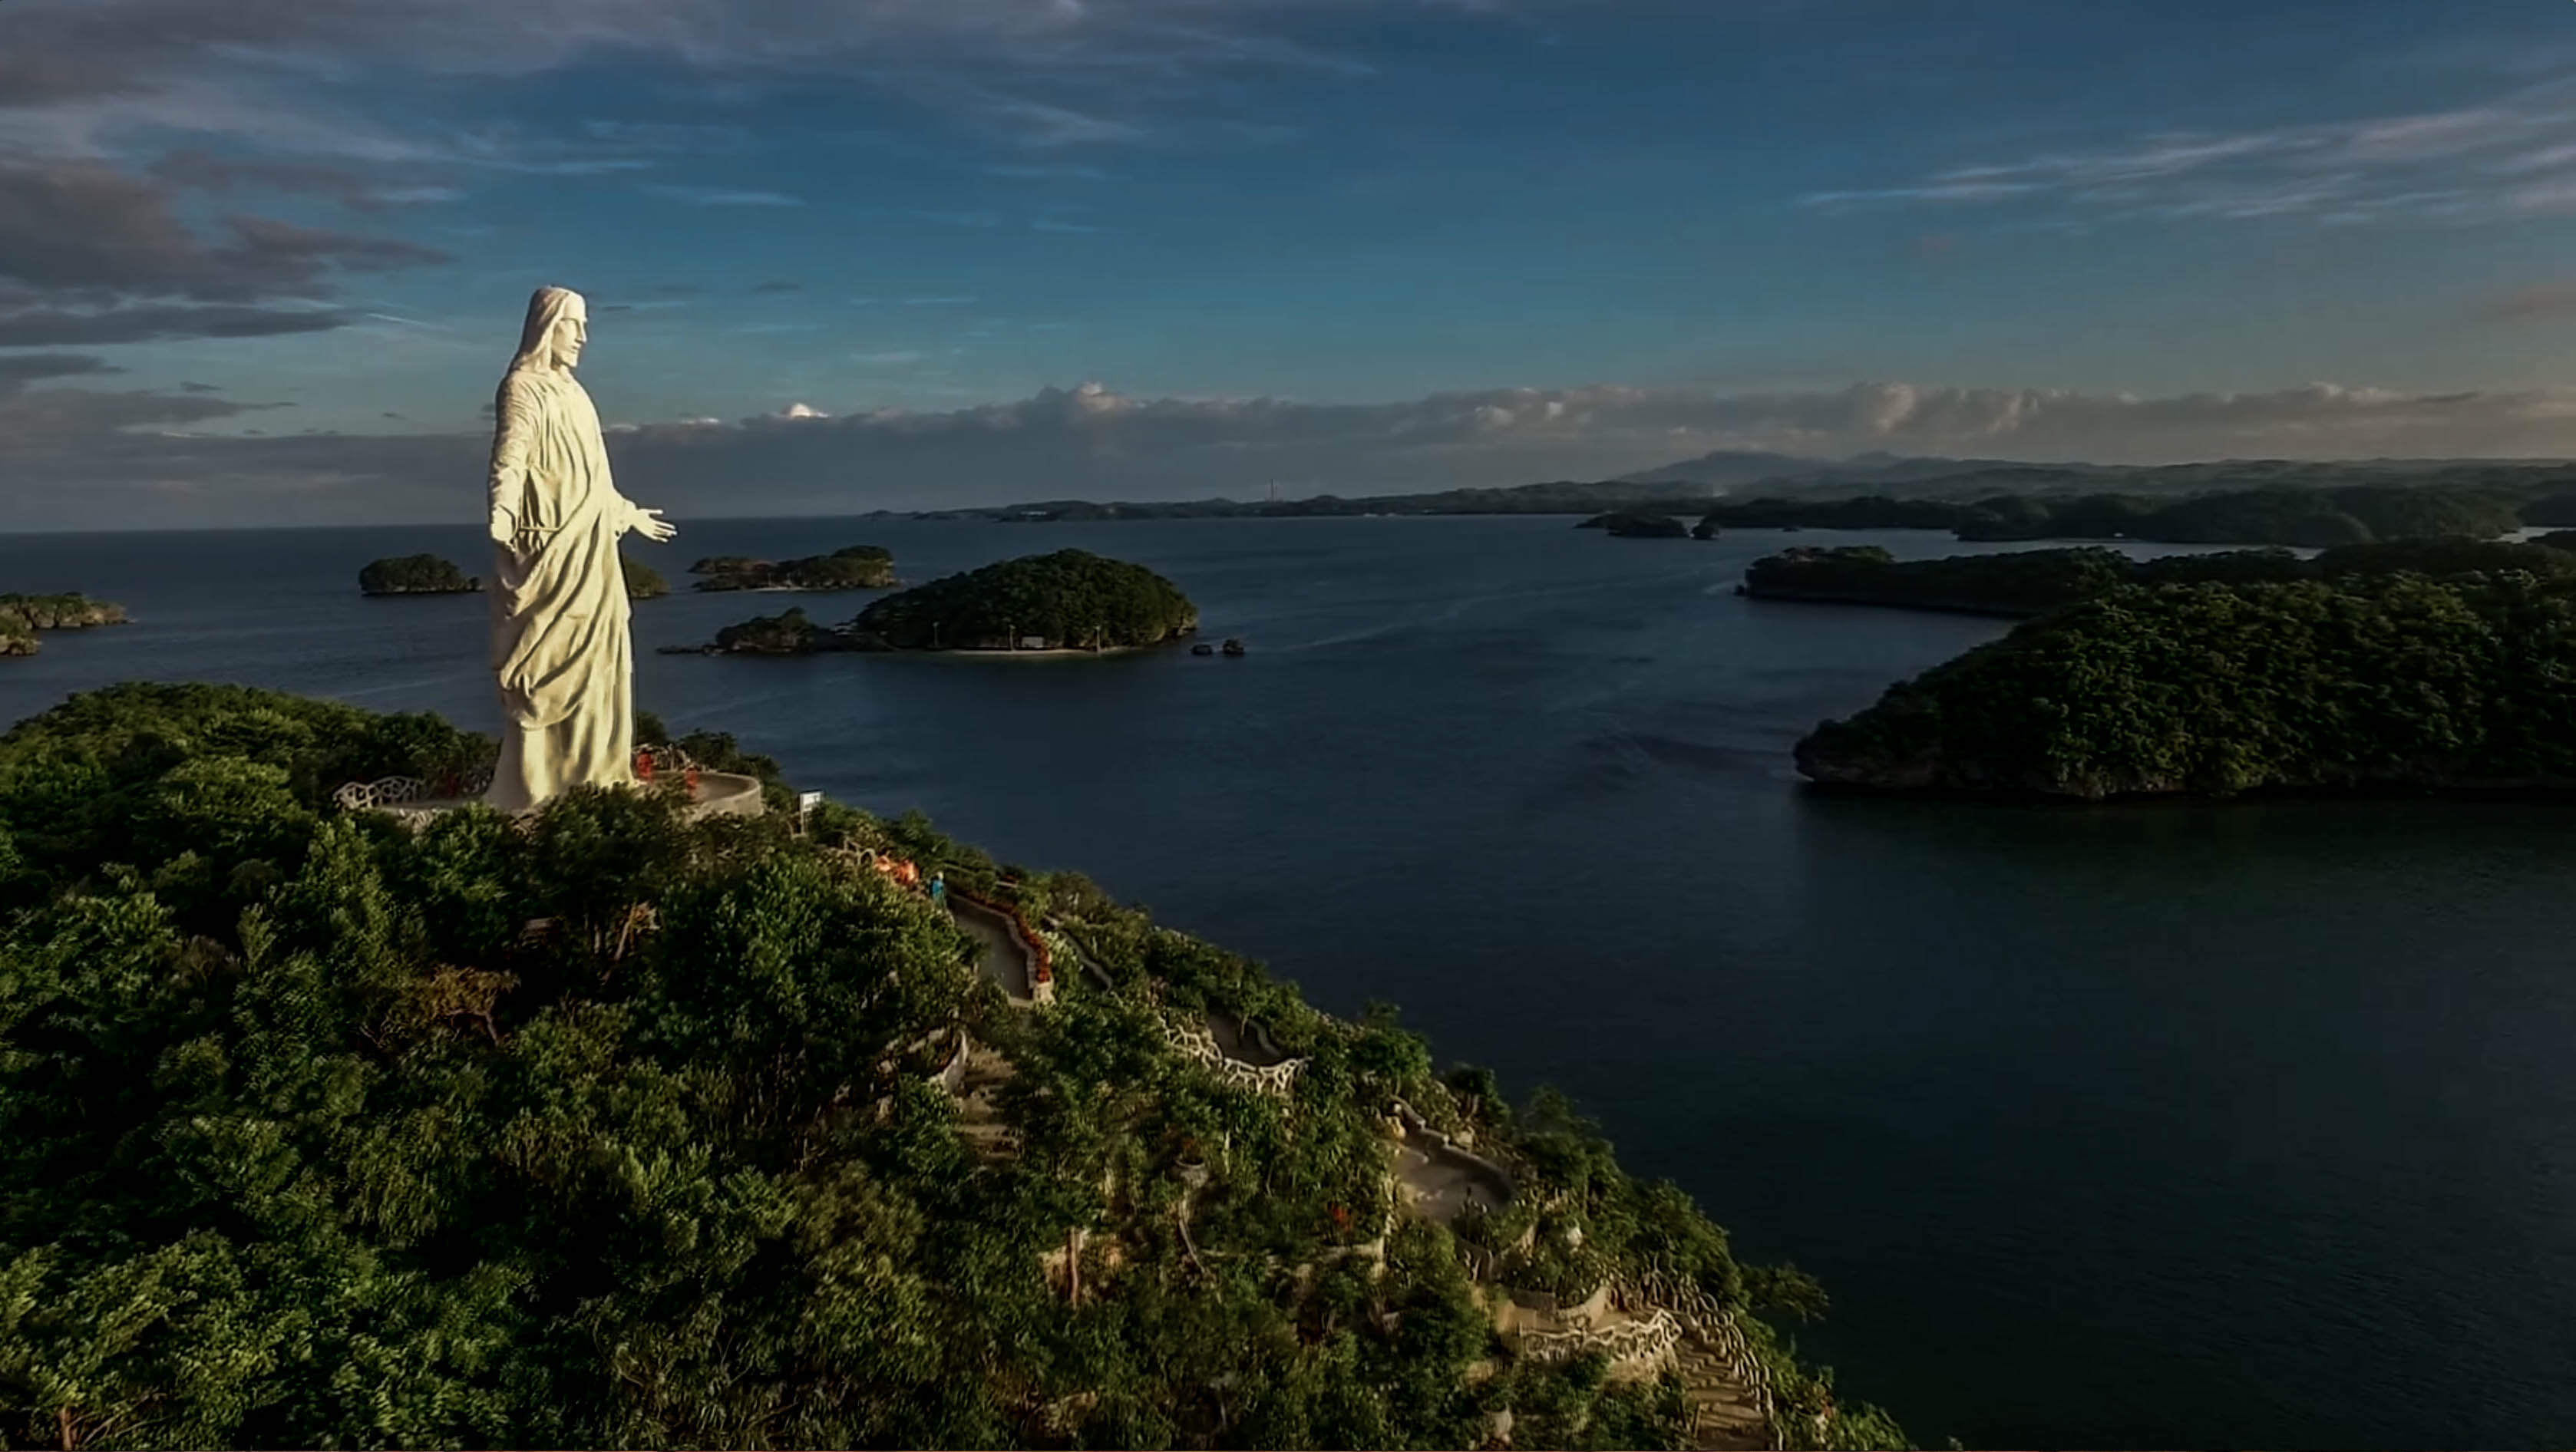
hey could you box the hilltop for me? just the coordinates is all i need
[0,682,1903,1450]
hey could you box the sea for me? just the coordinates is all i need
[5,514,2574,1450]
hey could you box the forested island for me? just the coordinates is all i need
[1739,538,2576,617]
[1577,511,1697,540]
[0,592,127,658]
[358,554,479,596]
[690,544,897,592]
[694,550,1199,655]
[1795,567,2576,799]
[0,682,1903,1449]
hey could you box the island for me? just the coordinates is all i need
[692,549,1200,655]
[358,553,480,595]
[621,553,669,599]
[689,544,897,592]
[0,681,1905,1450]
[1795,566,2576,799]
[0,592,127,658]
[1741,537,2576,619]
[1576,510,1693,539]
[1700,483,2532,548]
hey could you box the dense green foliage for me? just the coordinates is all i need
[621,553,669,599]
[1576,512,1693,539]
[691,546,897,592]
[0,684,1903,1448]
[0,595,126,658]
[1796,570,2576,797]
[847,550,1199,652]
[1744,538,2576,618]
[358,555,480,596]
[1705,484,2535,547]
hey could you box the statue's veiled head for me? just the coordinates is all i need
[510,285,589,373]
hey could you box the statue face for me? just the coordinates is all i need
[549,310,589,370]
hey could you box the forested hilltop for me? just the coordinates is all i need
[0,684,1901,1449]
[1797,569,2576,799]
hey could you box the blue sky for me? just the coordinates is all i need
[12,0,2576,524]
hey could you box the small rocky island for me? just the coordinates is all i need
[359,554,480,596]
[1576,510,1696,539]
[689,545,896,592]
[1796,566,2576,799]
[690,549,1197,655]
[1,592,128,658]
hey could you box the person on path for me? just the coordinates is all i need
[930,870,946,909]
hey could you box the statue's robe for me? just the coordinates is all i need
[483,365,643,813]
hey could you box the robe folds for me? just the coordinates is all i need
[483,364,642,813]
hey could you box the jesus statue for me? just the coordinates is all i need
[482,285,679,813]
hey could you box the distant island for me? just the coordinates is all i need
[1576,510,1698,539]
[1735,538,2576,618]
[359,554,480,596]
[1796,566,2576,799]
[689,544,896,592]
[1,592,127,658]
[692,549,1199,655]
[622,553,669,599]
[1699,483,2541,547]
[903,457,2576,530]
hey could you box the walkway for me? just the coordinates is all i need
[947,896,1039,1003]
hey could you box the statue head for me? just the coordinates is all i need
[510,285,588,374]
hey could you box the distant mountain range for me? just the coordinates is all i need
[901,452,2576,523]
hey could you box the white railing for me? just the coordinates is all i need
[1161,1016,1304,1096]
[1517,1306,1681,1368]
[1617,1264,1779,1447]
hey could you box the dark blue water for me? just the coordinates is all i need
[7,516,2575,1449]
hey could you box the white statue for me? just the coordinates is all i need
[482,285,679,813]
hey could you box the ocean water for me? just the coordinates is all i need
[5,515,2574,1449]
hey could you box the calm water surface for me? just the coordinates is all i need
[5,516,2574,1449]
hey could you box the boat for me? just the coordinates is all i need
[1191,642,1214,656]
[1221,638,1246,657]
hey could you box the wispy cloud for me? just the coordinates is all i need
[984,163,1111,180]
[641,184,804,206]
[1805,76,2576,226]
[900,295,979,306]
[849,349,927,365]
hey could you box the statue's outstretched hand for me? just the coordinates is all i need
[631,507,679,543]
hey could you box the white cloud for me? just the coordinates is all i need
[21,373,2576,529]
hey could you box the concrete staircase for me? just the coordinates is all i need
[953,1043,1021,1161]
[1675,1332,1771,1451]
